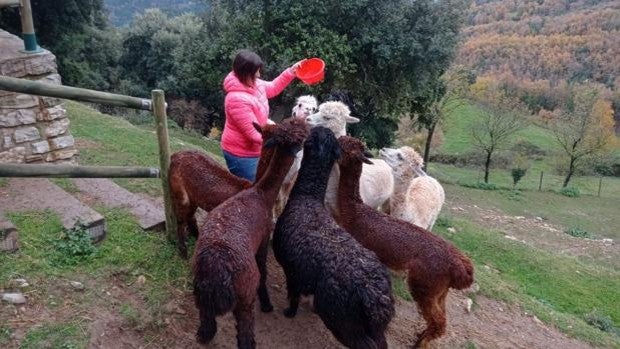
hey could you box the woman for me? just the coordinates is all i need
[221,49,304,181]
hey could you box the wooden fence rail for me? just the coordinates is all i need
[0,75,152,110]
[0,164,159,178]
[0,76,177,241]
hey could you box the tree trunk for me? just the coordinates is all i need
[423,121,437,171]
[484,150,492,183]
[563,156,576,188]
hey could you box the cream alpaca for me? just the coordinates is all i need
[274,95,319,218]
[306,101,394,215]
[380,146,445,230]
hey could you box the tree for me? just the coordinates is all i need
[416,67,472,169]
[189,0,468,148]
[0,0,117,89]
[470,81,528,183]
[551,85,617,187]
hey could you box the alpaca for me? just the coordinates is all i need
[273,126,394,349]
[169,151,250,258]
[273,95,319,219]
[305,101,394,217]
[336,136,474,349]
[291,95,318,118]
[192,118,309,348]
[169,146,275,258]
[379,146,445,230]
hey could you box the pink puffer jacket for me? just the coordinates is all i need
[221,69,296,157]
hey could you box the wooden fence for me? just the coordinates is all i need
[0,75,177,240]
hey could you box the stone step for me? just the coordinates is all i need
[0,178,106,242]
[71,178,165,231]
[0,218,18,252]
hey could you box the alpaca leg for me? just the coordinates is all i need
[188,214,199,238]
[255,237,273,312]
[283,272,301,318]
[196,301,217,344]
[176,218,189,259]
[176,205,196,259]
[233,303,256,349]
[412,290,448,349]
[373,331,388,349]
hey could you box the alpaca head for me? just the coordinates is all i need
[337,136,374,170]
[291,95,318,119]
[379,146,425,179]
[302,126,341,166]
[306,101,359,137]
[254,117,310,156]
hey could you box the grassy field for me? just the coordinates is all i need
[439,101,560,155]
[67,101,222,196]
[1,102,618,347]
[434,218,619,347]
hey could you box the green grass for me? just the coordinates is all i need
[0,208,190,317]
[66,101,222,196]
[50,178,80,194]
[430,161,620,199]
[20,322,88,349]
[0,326,11,346]
[439,100,559,155]
[441,183,620,241]
[435,220,620,347]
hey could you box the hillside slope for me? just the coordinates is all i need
[456,0,619,87]
[103,0,205,26]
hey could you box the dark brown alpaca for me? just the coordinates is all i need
[169,146,275,258]
[336,136,474,349]
[191,118,309,349]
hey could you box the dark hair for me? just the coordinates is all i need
[233,50,264,87]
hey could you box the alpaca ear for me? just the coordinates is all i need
[412,166,427,177]
[253,122,263,134]
[359,152,374,165]
[346,115,360,124]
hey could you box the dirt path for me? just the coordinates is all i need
[3,252,596,349]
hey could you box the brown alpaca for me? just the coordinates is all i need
[192,118,309,349]
[169,147,276,258]
[169,151,250,258]
[336,136,474,349]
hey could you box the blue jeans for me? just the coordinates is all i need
[223,150,259,182]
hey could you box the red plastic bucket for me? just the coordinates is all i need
[296,58,325,85]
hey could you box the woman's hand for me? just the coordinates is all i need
[291,59,306,73]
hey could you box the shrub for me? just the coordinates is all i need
[435,215,455,228]
[507,190,523,201]
[559,186,580,197]
[53,222,97,265]
[564,227,592,239]
[510,154,530,188]
[584,310,618,334]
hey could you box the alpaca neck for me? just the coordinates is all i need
[391,174,412,206]
[337,162,364,211]
[290,154,335,201]
[255,147,296,204]
[255,146,275,182]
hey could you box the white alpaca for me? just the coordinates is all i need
[291,95,318,118]
[379,146,445,230]
[274,95,319,218]
[306,101,394,217]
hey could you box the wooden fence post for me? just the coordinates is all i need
[152,90,177,241]
[538,171,544,191]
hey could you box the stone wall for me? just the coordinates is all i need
[0,29,77,164]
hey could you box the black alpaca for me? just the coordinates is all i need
[273,126,395,349]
